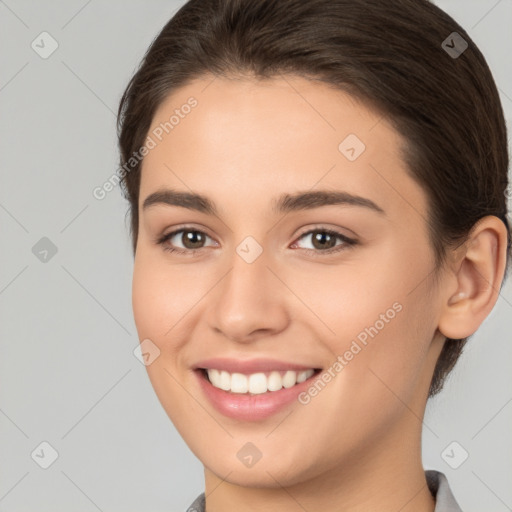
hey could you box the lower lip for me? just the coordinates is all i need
[195,369,319,421]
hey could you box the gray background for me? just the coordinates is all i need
[0,1,511,511]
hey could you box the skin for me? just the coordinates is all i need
[131,74,508,512]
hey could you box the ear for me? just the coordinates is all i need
[438,216,509,340]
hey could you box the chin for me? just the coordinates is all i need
[201,448,317,489]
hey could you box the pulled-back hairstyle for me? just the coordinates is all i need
[117,0,511,396]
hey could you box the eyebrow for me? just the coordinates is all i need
[142,188,385,216]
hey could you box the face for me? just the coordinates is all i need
[132,74,446,488]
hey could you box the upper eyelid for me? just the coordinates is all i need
[295,225,356,240]
[164,226,216,240]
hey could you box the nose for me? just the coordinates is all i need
[208,246,290,343]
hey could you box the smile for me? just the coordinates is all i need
[193,359,323,421]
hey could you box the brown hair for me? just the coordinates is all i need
[117,0,511,396]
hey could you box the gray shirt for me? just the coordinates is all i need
[185,470,462,511]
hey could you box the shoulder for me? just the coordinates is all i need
[185,492,205,512]
[426,469,464,512]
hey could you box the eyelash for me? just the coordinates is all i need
[155,226,358,257]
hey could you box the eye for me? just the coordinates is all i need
[291,227,358,255]
[156,226,358,257]
[156,227,216,255]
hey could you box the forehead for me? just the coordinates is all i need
[140,74,427,221]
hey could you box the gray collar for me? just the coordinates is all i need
[426,469,463,511]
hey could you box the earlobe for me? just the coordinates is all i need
[437,216,508,340]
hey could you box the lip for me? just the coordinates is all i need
[193,358,322,422]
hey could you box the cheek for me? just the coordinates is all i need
[336,289,436,422]
[131,257,201,419]
[132,257,191,354]
[132,255,194,347]
[132,259,163,339]
[313,256,435,400]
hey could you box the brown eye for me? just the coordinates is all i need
[179,230,207,249]
[157,228,216,255]
[310,231,338,250]
[293,228,358,255]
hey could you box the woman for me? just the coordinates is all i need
[116,0,511,510]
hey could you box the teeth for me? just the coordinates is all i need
[248,373,267,394]
[282,370,297,388]
[267,371,283,391]
[206,368,315,394]
[296,370,309,383]
[219,370,231,391]
[231,373,248,393]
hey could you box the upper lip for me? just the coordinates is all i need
[193,357,321,374]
